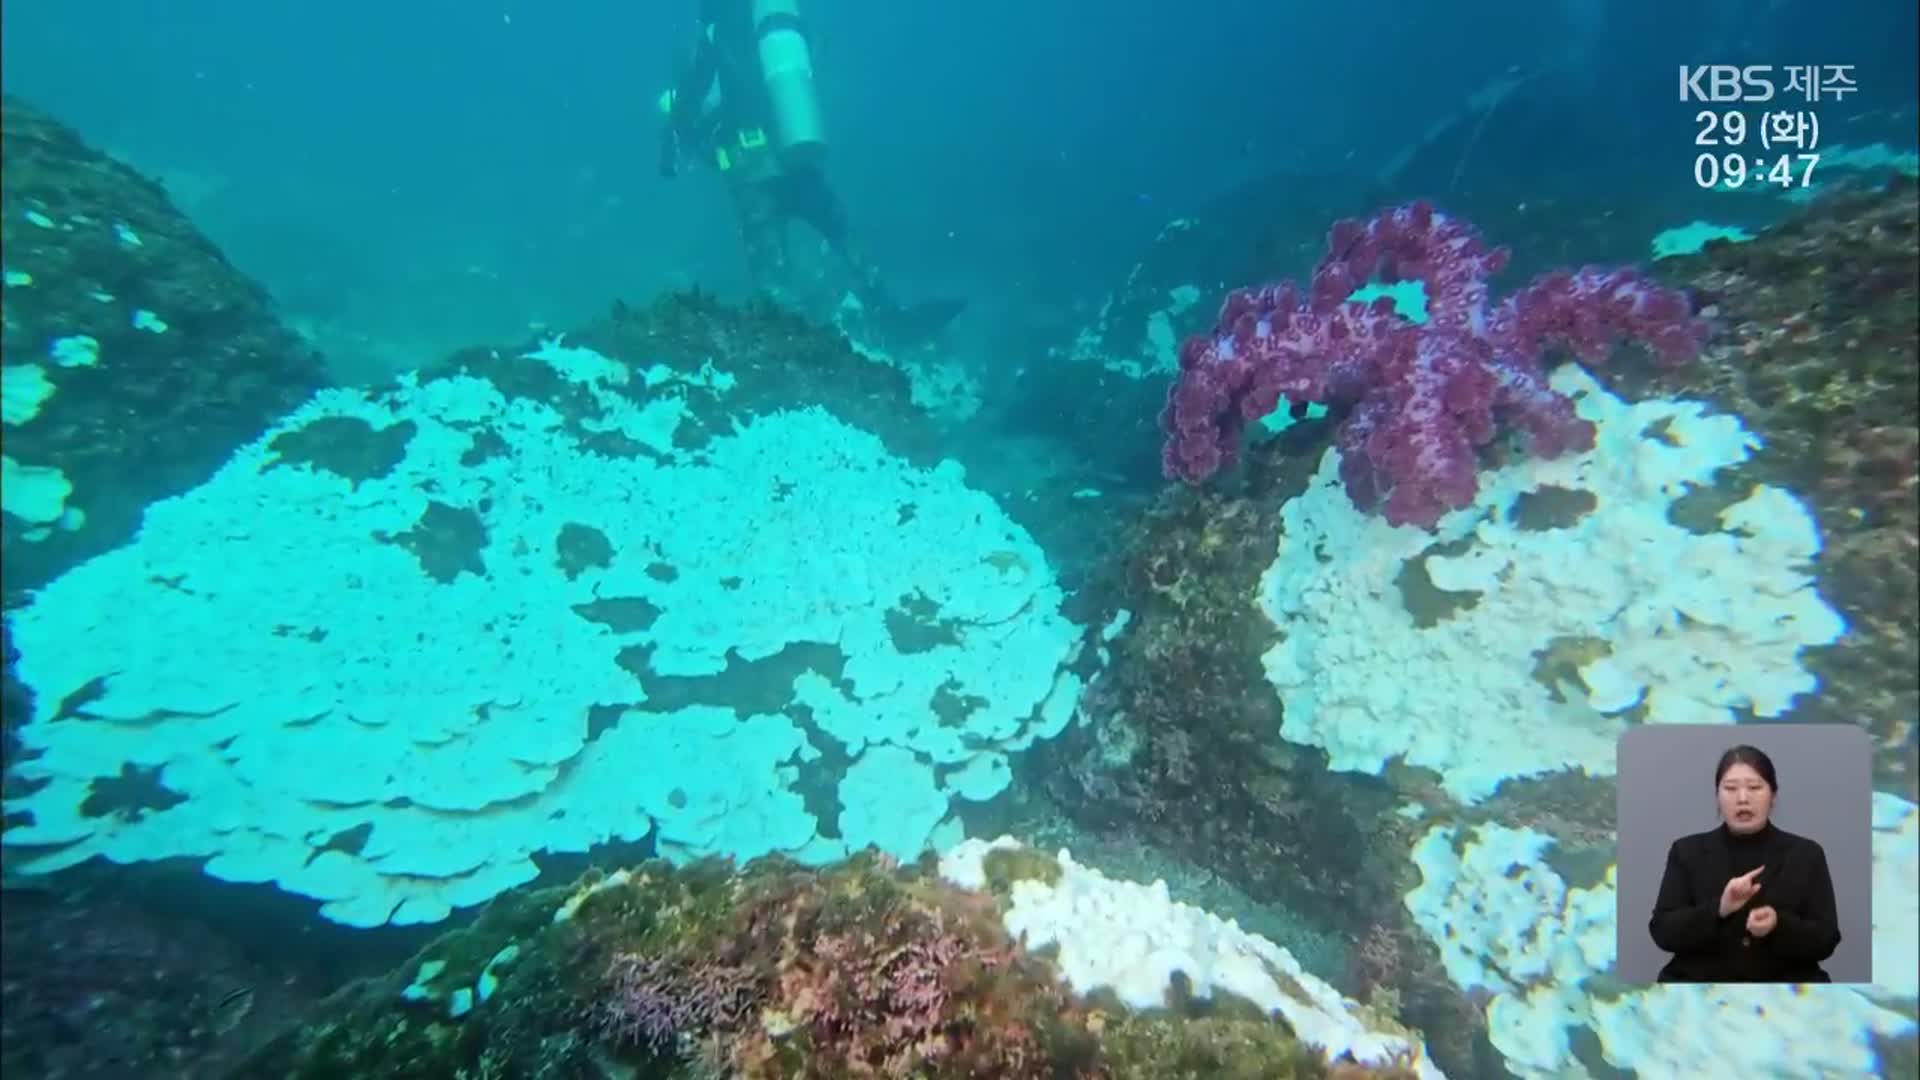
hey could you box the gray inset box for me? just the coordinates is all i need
[1615,723,1873,985]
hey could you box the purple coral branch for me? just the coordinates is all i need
[1159,201,1708,528]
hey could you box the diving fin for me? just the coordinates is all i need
[867,297,967,347]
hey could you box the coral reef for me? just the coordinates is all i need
[227,852,1425,1079]
[0,95,325,782]
[0,95,324,599]
[539,291,1122,583]
[559,291,939,465]
[1033,470,1413,989]
[1610,179,1920,795]
[594,950,759,1053]
[2,331,1090,927]
[1048,186,1917,1077]
[1159,201,1707,528]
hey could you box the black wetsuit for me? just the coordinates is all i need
[1649,822,1841,983]
[660,2,879,307]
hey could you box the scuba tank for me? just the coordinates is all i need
[750,0,826,167]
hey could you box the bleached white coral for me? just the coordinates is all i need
[1259,365,1846,802]
[4,343,1083,926]
[1403,810,1919,1079]
[942,836,1443,1078]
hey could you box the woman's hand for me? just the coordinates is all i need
[1746,905,1778,938]
[1719,865,1764,917]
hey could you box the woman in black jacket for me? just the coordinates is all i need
[1648,744,1842,983]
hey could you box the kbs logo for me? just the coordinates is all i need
[1681,65,1859,103]
[1679,65,1775,102]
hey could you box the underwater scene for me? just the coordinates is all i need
[0,2,1916,1078]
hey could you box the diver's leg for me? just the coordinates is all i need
[729,176,793,304]
[770,168,966,343]
[782,168,893,310]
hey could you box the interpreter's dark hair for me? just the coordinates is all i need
[1714,744,1778,792]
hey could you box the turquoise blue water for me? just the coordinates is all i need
[1,3,1916,1077]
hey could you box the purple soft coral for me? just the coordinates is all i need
[1158,201,1708,528]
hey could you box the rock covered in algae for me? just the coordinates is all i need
[227,851,1431,1080]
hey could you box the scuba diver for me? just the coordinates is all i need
[657,0,963,343]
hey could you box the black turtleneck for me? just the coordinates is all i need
[1649,820,1842,983]
[1721,820,1776,875]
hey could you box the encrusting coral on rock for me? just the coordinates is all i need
[229,846,1437,1079]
